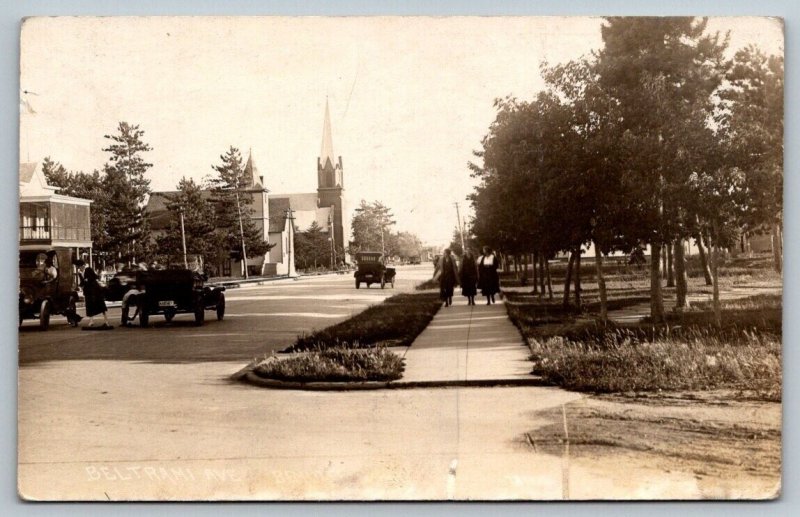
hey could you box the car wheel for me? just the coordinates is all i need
[355,280,360,289]
[140,308,149,328]
[194,302,205,326]
[216,293,225,321]
[39,300,51,331]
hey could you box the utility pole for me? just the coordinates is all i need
[329,207,337,269]
[285,208,297,277]
[454,202,466,254]
[234,189,249,279]
[178,206,188,269]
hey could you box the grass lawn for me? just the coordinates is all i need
[504,254,782,400]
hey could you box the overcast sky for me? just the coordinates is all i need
[20,16,783,245]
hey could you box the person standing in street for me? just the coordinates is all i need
[478,246,500,305]
[460,250,478,306]
[82,267,112,330]
[439,249,459,307]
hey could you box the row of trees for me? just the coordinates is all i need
[44,124,271,273]
[468,18,783,324]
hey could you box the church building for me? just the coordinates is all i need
[147,100,350,277]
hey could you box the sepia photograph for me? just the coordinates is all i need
[17,15,783,500]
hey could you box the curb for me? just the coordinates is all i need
[239,370,550,391]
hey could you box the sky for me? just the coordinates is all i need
[19,16,783,246]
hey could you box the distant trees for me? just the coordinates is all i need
[294,221,333,269]
[468,17,783,324]
[350,200,396,255]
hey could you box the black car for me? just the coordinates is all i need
[128,269,226,327]
[19,247,81,330]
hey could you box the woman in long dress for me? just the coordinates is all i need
[82,267,112,329]
[439,249,459,307]
[477,246,500,305]
[460,251,478,306]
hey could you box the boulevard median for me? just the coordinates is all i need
[242,291,442,386]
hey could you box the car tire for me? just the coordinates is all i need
[39,300,51,331]
[216,293,225,321]
[355,280,360,289]
[140,308,149,328]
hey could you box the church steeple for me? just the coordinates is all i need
[320,98,335,170]
[317,99,343,189]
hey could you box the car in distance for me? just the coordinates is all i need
[354,251,396,289]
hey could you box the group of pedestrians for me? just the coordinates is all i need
[437,246,500,307]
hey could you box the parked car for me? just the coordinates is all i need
[354,251,396,289]
[129,268,226,327]
[19,247,80,330]
[105,268,140,301]
[409,256,421,265]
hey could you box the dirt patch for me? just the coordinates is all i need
[525,391,781,491]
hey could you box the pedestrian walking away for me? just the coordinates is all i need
[82,267,113,330]
[439,249,459,307]
[478,246,500,305]
[460,249,478,305]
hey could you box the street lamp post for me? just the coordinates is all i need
[178,206,188,269]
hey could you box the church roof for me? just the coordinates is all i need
[320,98,336,169]
[268,195,332,234]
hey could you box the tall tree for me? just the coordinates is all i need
[350,200,396,255]
[100,122,154,264]
[155,177,216,265]
[719,45,784,272]
[207,146,271,272]
[595,17,728,322]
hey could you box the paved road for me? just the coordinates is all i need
[19,265,432,364]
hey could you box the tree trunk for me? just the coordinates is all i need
[594,239,608,322]
[661,246,668,279]
[574,249,582,307]
[545,257,553,300]
[711,232,721,328]
[666,243,674,287]
[513,255,519,276]
[674,239,687,311]
[563,250,576,308]
[695,234,713,286]
[772,223,782,274]
[650,243,665,324]
[538,254,546,296]
[532,251,539,293]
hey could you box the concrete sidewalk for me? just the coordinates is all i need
[399,300,534,384]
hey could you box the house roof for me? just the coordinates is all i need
[19,162,37,184]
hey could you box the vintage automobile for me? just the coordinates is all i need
[19,247,81,330]
[354,251,396,289]
[105,267,139,301]
[129,268,226,327]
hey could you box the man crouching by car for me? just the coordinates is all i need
[121,280,145,327]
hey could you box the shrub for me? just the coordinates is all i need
[286,292,442,352]
[254,346,405,382]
